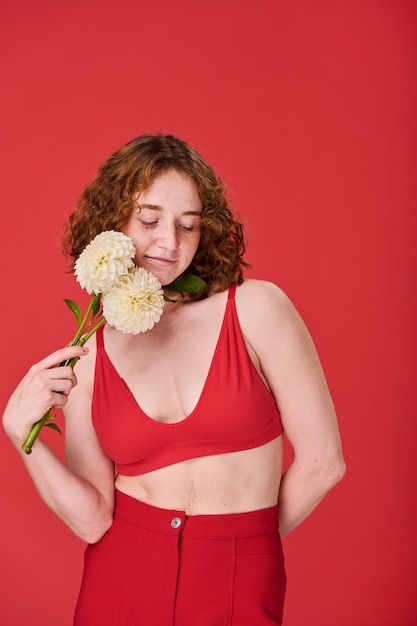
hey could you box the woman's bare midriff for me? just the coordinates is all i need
[115,436,283,515]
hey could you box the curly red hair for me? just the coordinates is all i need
[62,134,249,297]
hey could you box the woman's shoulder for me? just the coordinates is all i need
[234,278,306,347]
[235,278,294,317]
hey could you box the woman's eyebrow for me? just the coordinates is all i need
[137,203,162,211]
[138,203,202,216]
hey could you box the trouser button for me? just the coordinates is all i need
[171,516,182,529]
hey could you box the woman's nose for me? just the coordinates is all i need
[157,223,178,250]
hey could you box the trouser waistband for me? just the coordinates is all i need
[114,489,280,539]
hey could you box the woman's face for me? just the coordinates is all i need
[122,169,202,286]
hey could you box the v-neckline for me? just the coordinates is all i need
[99,293,231,426]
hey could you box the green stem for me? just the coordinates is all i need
[79,316,106,345]
[68,296,96,346]
[21,412,52,455]
[21,309,106,455]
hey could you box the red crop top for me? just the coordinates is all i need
[92,284,283,475]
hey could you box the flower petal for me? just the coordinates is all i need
[74,231,136,295]
[102,267,164,334]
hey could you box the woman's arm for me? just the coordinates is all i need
[237,280,346,537]
[2,343,115,543]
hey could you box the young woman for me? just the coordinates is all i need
[2,134,345,625]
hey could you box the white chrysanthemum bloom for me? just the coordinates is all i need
[74,231,136,295]
[102,267,164,334]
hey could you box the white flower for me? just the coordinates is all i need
[102,267,164,334]
[74,230,136,295]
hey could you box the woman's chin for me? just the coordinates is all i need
[136,261,176,285]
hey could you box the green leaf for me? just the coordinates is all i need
[63,299,82,326]
[44,423,62,435]
[91,293,102,319]
[163,274,207,294]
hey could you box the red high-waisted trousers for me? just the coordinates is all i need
[74,490,286,625]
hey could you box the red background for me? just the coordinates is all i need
[1,1,416,624]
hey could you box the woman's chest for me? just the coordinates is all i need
[103,298,226,423]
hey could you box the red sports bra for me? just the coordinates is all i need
[92,284,283,475]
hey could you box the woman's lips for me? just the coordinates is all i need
[145,256,176,266]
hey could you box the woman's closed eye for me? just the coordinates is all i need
[139,219,197,232]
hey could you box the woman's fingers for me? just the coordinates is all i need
[27,351,85,406]
[2,346,89,443]
[49,374,77,396]
[32,346,89,371]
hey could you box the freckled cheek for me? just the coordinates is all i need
[188,234,200,258]
[122,236,145,265]
[123,229,150,255]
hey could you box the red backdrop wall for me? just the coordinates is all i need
[1,1,416,624]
